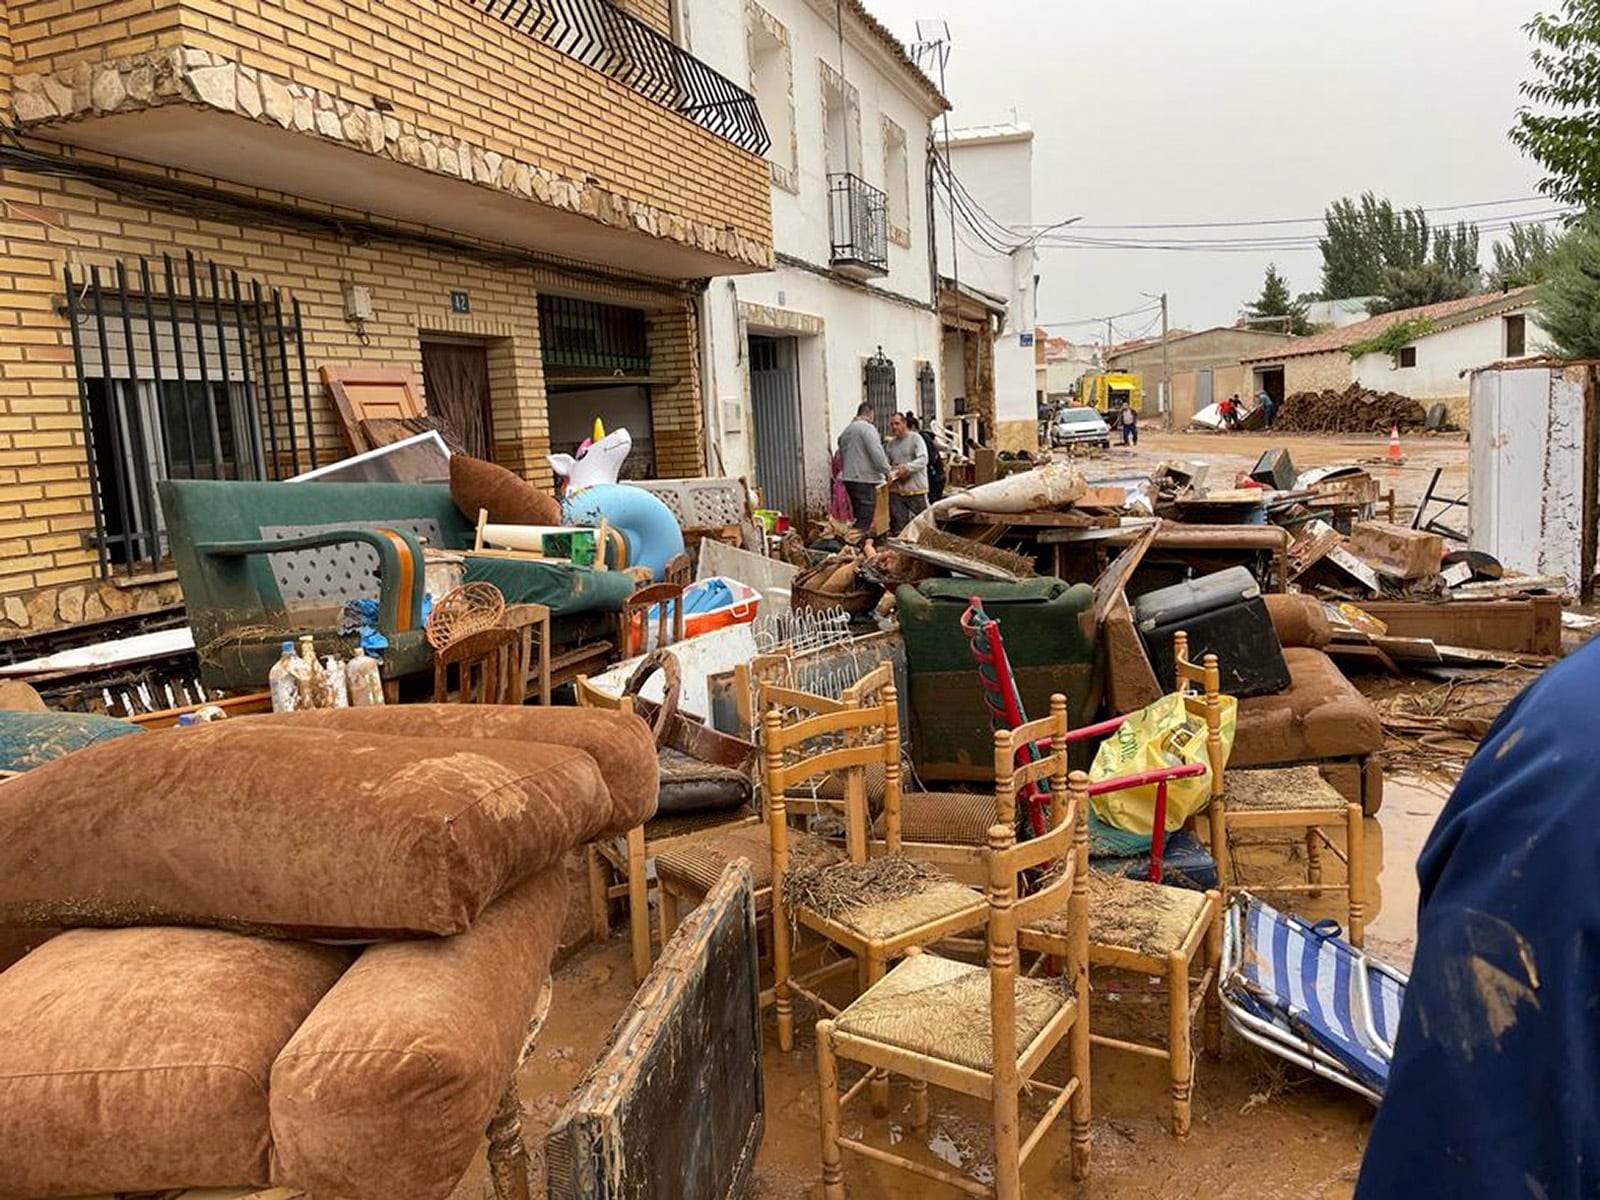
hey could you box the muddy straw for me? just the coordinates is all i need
[783,855,952,923]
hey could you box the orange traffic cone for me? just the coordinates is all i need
[1386,425,1403,462]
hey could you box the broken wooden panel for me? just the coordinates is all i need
[1358,597,1563,657]
[544,862,762,1200]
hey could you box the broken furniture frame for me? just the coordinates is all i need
[1410,466,1468,542]
[816,716,1092,1198]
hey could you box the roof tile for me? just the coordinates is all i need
[1241,287,1535,362]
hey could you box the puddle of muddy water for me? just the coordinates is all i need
[490,771,1452,1200]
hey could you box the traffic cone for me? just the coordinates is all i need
[1386,425,1403,462]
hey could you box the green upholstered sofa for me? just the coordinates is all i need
[895,577,1104,783]
[160,479,636,692]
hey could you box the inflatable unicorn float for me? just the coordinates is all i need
[548,421,684,580]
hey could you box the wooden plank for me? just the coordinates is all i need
[128,691,273,728]
[1358,597,1563,656]
[544,863,762,1200]
[1450,575,1571,599]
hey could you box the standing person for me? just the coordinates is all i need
[907,412,945,504]
[1257,387,1275,429]
[1219,394,1237,430]
[836,402,890,534]
[884,411,929,534]
[1120,404,1139,447]
[1355,636,1600,1200]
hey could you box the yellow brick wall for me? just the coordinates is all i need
[617,0,673,36]
[6,0,770,252]
[0,168,706,627]
[0,0,12,107]
[645,302,703,478]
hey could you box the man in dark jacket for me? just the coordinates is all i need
[1355,636,1600,1199]
[906,413,944,504]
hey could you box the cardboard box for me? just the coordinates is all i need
[1348,522,1444,580]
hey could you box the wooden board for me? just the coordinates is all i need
[1358,596,1563,657]
[320,366,426,454]
[545,863,762,1200]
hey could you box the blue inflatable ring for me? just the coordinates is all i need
[562,483,685,581]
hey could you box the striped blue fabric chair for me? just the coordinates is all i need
[1220,892,1406,1102]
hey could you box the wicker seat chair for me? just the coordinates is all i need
[1188,632,1367,946]
[816,699,1092,1197]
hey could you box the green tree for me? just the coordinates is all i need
[1536,217,1600,357]
[1243,263,1313,335]
[1489,221,1559,288]
[1369,263,1478,314]
[1511,1,1600,210]
[1318,193,1433,299]
[1430,221,1482,281]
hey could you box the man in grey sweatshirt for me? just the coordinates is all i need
[885,411,929,534]
[836,402,890,532]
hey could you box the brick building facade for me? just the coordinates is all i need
[0,0,772,635]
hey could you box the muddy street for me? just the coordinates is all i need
[486,771,1455,1200]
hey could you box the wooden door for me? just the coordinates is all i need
[421,341,494,461]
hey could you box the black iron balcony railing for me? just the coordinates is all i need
[474,0,770,157]
[827,172,889,276]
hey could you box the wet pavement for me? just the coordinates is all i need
[471,769,1461,1200]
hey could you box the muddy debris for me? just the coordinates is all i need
[1275,383,1429,434]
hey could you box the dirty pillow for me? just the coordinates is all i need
[0,925,350,1197]
[0,720,634,938]
[450,453,562,528]
[271,864,567,1200]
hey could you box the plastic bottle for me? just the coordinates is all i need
[323,654,350,708]
[346,645,385,707]
[297,635,329,709]
[269,641,302,713]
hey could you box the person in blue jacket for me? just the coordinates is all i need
[1355,635,1600,1199]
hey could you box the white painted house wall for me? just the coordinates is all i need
[936,126,1039,445]
[1351,305,1546,400]
[687,0,943,516]
[1469,364,1590,584]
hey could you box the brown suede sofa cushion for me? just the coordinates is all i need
[1232,647,1383,767]
[0,715,654,939]
[0,927,53,973]
[1264,592,1334,650]
[0,926,350,1198]
[264,704,660,824]
[270,864,568,1200]
[450,454,562,527]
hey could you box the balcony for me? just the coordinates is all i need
[828,172,889,280]
[478,0,769,157]
[6,0,774,279]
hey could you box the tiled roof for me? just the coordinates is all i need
[844,1,949,112]
[1241,288,1536,363]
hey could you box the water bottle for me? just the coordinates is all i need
[324,655,350,708]
[296,635,327,708]
[269,641,301,713]
[346,645,385,707]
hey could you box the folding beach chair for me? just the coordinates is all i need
[1220,891,1407,1103]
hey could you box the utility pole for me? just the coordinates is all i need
[1104,317,1113,367]
[1159,291,1170,416]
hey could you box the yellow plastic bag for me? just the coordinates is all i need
[1089,692,1237,838]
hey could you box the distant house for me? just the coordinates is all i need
[1240,288,1542,423]
[1104,326,1295,424]
[1301,297,1377,330]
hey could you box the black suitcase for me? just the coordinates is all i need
[1135,566,1291,698]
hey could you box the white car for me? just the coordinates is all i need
[1050,407,1112,450]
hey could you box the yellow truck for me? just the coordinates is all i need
[1077,372,1143,414]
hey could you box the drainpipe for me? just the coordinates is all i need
[695,287,724,478]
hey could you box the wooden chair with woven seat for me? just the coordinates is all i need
[816,698,1092,1197]
[1020,761,1223,1138]
[1182,632,1367,946]
[765,685,990,1065]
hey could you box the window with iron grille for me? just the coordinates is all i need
[537,294,650,372]
[863,348,896,428]
[64,252,316,576]
[916,362,936,426]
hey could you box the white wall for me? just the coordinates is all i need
[1352,306,1547,399]
[937,130,1038,433]
[688,0,944,512]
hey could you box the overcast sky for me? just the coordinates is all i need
[866,0,1553,340]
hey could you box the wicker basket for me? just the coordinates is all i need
[425,581,507,649]
[792,556,880,614]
